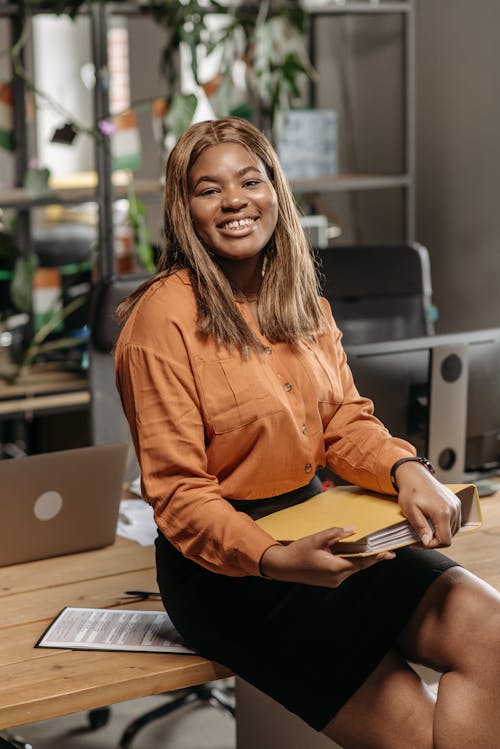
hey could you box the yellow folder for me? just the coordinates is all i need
[256,484,482,556]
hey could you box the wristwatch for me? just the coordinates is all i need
[389,456,436,493]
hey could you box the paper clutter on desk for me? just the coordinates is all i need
[129,475,142,497]
[117,499,157,546]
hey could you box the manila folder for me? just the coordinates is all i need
[255,484,482,556]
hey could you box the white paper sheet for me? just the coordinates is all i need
[117,499,157,546]
[36,607,196,654]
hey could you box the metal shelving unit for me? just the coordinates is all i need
[305,2,411,14]
[0,0,416,271]
[0,178,163,210]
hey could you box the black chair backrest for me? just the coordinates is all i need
[88,274,151,480]
[315,242,434,345]
[90,274,150,353]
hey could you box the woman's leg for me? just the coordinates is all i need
[396,566,500,749]
[322,648,435,749]
[323,565,500,749]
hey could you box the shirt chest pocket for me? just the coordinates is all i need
[301,342,344,406]
[196,357,282,434]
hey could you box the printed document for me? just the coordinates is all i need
[36,607,196,654]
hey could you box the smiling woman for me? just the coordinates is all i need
[113,116,500,749]
[188,142,278,289]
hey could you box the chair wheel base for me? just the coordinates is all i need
[88,706,112,730]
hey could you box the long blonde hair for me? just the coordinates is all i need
[116,117,326,351]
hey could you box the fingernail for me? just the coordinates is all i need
[421,534,431,546]
[342,526,356,535]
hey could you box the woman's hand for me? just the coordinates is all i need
[259,527,395,587]
[395,461,462,548]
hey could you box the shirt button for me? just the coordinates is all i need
[302,424,307,434]
[304,463,313,473]
[284,382,292,392]
[264,347,272,355]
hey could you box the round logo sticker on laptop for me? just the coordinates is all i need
[33,491,63,521]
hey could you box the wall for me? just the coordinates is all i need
[415,0,500,333]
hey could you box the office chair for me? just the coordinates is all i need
[87,274,235,748]
[88,274,146,482]
[0,734,32,749]
[314,242,436,489]
[315,242,436,346]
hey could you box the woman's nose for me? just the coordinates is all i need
[221,190,248,210]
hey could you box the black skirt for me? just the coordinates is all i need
[155,477,458,732]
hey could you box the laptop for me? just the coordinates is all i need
[0,442,128,567]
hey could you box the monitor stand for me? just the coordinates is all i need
[426,342,498,496]
[427,342,469,484]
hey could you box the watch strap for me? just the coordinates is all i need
[390,456,436,493]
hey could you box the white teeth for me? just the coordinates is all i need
[222,218,255,230]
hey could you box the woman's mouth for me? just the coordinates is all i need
[219,217,258,231]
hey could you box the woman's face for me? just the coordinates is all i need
[188,142,278,264]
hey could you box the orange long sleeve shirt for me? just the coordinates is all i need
[114,270,415,577]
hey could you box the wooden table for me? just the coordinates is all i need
[1,488,498,741]
[0,535,229,733]
[442,487,500,590]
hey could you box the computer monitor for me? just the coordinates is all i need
[344,328,500,483]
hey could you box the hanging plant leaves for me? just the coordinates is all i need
[128,195,156,273]
[229,102,254,122]
[15,1,312,148]
[281,52,309,98]
[165,93,198,142]
[10,255,38,314]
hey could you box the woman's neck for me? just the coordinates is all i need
[217,255,264,299]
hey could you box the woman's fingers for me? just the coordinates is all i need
[402,504,437,547]
[341,550,396,572]
[259,526,396,588]
[314,525,357,548]
[396,463,463,549]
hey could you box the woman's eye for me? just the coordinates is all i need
[199,187,218,196]
[244,180,261,188]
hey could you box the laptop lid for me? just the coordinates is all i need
[0,443,128,567]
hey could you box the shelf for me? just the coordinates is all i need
[304,2,411,15]
[0,2,168,19]
[289,173,411,195]
[0,389,90,419]
[0,178,163,209]
[0,369,89,419]
[0,174,410,208]
[1,0,415,244]
[0,4,17,17]
[0,1,412,18]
